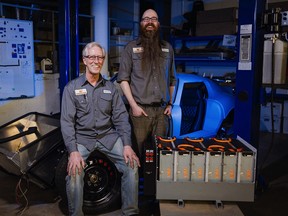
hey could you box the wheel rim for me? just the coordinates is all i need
[83,157,119,206]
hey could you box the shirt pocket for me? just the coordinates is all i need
[75,95,90,118]
[159,51,172,72]
[132,53,143,72]
[98,93,112,113]
[159,51,171,62]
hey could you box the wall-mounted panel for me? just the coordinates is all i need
[0,18,34,99]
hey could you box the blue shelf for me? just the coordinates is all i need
[171,35,237,67]
[175,57,237,67]
[171,35,238,70]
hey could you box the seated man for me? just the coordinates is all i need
[60,41,140,216]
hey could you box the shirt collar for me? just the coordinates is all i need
[79,73,87,87]
[136,38,141,46]
[80,73,105,87]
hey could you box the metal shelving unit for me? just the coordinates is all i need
[0,2,93,74]
[171,35,238,73]
[108,18,138,74]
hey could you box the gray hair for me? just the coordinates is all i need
[82,42,106,57]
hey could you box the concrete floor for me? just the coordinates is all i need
[0,170,244,216]
[0,169,245,216]
[0,132,288,216]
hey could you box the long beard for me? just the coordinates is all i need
[140,25,162,70]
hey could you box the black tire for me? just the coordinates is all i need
[54,150,121,215]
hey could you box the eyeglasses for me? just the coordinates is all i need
[84,55,105,61]
[141,17,158,23]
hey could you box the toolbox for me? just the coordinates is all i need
[155,136,256,202]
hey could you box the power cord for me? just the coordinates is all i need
[15,175,29,216]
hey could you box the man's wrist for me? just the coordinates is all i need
[167,102,173,107]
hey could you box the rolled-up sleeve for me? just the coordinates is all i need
[169,43,177,87]
[117,42,133,83]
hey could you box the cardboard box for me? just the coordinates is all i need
[196,7,238,24]
[261,102,282,118]
[195,22,238,36]
[283,117,288,134]
[283,100,288,117]
[260,115,281,133]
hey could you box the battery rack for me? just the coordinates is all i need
[155,136,257,208]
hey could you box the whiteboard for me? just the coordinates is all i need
[0,18,35,99]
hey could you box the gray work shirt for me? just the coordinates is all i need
[60,74,131,154]
[117,38,177,105]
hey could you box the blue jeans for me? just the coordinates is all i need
[66,137,139,216]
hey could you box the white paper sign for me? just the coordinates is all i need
[240,24,252,34]
[238,62,252,70]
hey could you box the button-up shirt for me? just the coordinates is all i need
[117,38,177,105]
[61,74,131,154]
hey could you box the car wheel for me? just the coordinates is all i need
[54,150,121,215]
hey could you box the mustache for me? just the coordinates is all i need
[145,23,156,28]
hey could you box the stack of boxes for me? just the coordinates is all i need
[260,101,288,134]
[195,7,238,36]
[260,102,282,133]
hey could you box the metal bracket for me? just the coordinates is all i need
[177,199,185,208]
[215,200,224,209]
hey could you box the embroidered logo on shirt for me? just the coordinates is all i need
[75,89,87,95]
[133,47,144,53]
[103,89,111,94]
[162,48,169,52]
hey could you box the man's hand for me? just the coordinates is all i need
[67,151,86,177]
[131,104,148,117]
[123,146,140,169]
[164,105,172,115]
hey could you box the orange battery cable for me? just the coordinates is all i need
[212,137,243,152]
[212,137,232,143]
[157,136,176,150]
[157,136,176,142]
[185,137,206,150]
[177,144,201,151]
[185,137,204,142]
[157,143,172,150]
[207,144,225,152]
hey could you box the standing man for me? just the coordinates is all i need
[117,9,177,157]
[61,42,140,216]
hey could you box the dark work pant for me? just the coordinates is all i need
[129,106,169,157]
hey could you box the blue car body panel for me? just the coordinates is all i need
[171,73,235,139]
